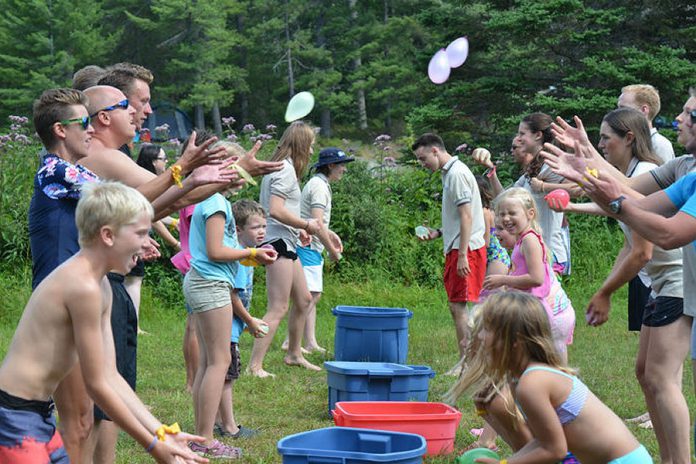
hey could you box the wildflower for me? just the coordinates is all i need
[226,133,238,142]
[168,138,181,146]
[222,116,236,126]
[375,134,391,143]
[13,134,30,145]
[265,124,277,133]
[249,136,258,143]
[155,123,170,132]
[242,124,255,133]
[455,143,468,153]
[383,156,396,167]
[9,115,29,125]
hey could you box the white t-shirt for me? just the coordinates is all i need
[440,156,485,254]
[260,159,301,252]
[300,173,331,253]
[618,159,682,298]
[651,128,675,164]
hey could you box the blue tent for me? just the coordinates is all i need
[143,102,193,141]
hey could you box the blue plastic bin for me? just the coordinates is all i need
[277,426,426,464]
[333,306,413,363]
[324,362,435,413]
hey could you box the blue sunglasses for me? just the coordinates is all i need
[90,99,129,118]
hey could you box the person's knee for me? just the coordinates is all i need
[635,361,647,386]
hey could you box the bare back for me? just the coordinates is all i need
[0,255,111,401]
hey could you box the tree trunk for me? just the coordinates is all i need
[348,0,367,130]
[320,108,332,137]
[237,13,249,126]
[194,105,205,130]
[285,0,295,97]
[211,101,222,136]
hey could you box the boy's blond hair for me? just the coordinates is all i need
[621,84,661,121]
[232,199,266,229]
[212,140,246,159]
[76,181,153,246]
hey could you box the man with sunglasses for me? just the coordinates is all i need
[543,89,696,457]
[29,89,98,290]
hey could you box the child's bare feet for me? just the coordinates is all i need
[247,368,276,378]
[284,355,322,371]
[281,340,310,354]
[304,344,327,354]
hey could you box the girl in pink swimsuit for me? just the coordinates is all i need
[483,188,575,360]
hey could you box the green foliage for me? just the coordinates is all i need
[0,126,38,265]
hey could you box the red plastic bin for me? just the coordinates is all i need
[331,401,462,456]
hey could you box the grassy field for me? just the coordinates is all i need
[0,228,693,462]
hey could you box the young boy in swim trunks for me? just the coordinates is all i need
[0,181,206,463]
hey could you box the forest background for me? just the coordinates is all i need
[1,2,696,461]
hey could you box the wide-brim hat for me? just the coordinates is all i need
[313,147,355,169]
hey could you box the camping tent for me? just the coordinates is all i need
[143,102,193,141]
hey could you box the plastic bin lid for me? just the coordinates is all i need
[332,306,414,318]
[324,362,434,377]
[277,426,427,459]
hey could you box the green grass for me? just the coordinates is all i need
[0,223,693,462]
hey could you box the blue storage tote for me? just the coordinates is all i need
[277,426,426,464]
[324,362,435,413]
[333,306,413,363]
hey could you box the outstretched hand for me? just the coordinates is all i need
[153,432,209,463]
[188,157,242,188]
[236,141,284,177]
[141,237,161,262]
[176,131,226,174]
[550,115,591,149]
[578,170,624,211]
[541,140,590,184]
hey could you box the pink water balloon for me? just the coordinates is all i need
[428,49,451,84]
[445,37,469,68]
[544,189,570,209]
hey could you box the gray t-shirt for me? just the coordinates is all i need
[260,159,301,252]
[651,128,675,164]
[514,165,568,263]
[651,155,696,315]
[619,160,683,298]
[441,156,485,254]
[300,173,331,253]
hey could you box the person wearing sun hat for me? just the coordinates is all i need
[288,147,353,353]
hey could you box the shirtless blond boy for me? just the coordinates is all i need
[0,182,209,464]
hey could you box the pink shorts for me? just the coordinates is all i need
[443,247,486,303]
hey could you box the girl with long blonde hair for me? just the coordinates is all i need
[249,121,323,377]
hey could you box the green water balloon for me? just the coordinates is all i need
[456,447,500,464]
[285,91,315,122]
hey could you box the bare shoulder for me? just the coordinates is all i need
[519,232,541,251]
[516,370,554,405]
[53,260,109,313]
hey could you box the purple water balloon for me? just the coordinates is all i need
[428,49,451,84]
[445,37,469,68]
